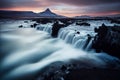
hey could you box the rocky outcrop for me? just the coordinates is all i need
[18,25,23,28]
[110,19,120,24]
[36,63,120,80]
[51,21,66,37]
[30,23,38,28]
[51,19,74,37]
[92,24,120,58]
[32,18,53,24]
[76,21,90,26]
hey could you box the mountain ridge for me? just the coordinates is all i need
[0,9,120,18]
[0,8,66,18]
[38,8,66,18]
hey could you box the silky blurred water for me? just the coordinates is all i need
[0,20,120,80]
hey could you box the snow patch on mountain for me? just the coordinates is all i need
[38,8,66,18]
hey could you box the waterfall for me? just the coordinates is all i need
[72,34,81,45]
[43,26,52,34]
[85,38,94,51]
[37,24,94,50]
[1,20,120,80]
[36,24,53,34]
[57,28,94,50]
[37,26,44,30]
[64,30,75,43]
[74,37,88,49]
[58,29,70,40]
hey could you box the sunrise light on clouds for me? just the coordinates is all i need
[0,0,120,17]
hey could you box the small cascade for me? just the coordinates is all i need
[37,24,94,51]
[59,30,70,40]
[37,25,52,34]
[58,28,93,50]
[85,38,94,51]
[74,37,88,49]
[73,39,83,48]
[58,29,65,39]
[43,26,52,34]
[72,35,82,45]
[37,26,44,30]
[64,31,75,43]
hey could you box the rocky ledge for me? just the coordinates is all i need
[92,24,120,58]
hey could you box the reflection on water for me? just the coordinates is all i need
[0,20,120,80]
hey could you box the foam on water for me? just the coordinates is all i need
[0,20,120,80]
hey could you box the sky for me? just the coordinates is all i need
[0,0,120,17]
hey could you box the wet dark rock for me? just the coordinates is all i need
[24,21,28,23]
[30,25,34,28]
[51,19,75,37]
[32,18,53,24]
[51,21,66,37]
[36,63,120,80]
[30,23,38,28]
[94,27,99,32]
[33,23,38,28]
[59,19,74,26]
[111,19,120,24]
[76,31,80,34]
[18,25,23,28]
[61,65,67,72]
[76,22,90,26]
[92,24,120,58]
[64,69,120,80]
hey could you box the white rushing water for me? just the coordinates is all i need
[0,20,120,80]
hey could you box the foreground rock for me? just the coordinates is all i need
[92,24,120,58]
[51,21,66,37]
[36,63,120,80]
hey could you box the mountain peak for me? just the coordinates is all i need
[38,8,66,18]
[44,8,52,13]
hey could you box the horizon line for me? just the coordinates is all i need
[0,9,120,17]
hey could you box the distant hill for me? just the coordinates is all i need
[0,10,38,18]
[0,8,66,19]
[74,15,91,19]
[74,14,120,19]
[102,14,120,18]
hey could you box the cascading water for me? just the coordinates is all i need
[36,23,53,34]
[57,27,93,50]
[0,20,120,80]
[85,38,94,51]
[58,29,70,40]
[64,30,75,43]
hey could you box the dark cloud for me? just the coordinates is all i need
[0,0,12,8]
[0,0,45,8]
[88,3,120,13]
[1,0,120,8]
[0,0,120,16]
[51,0,120,15]
[51,0,120,6]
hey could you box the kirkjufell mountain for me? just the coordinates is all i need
[0,8,66,18]
[38,8,65,18]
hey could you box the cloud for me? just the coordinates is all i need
[1,0,120,8]
[0,0,12,8]
[51,0,120,6]
[0,0,120,16]
[87,3,120,13]
[0,0,47,8]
